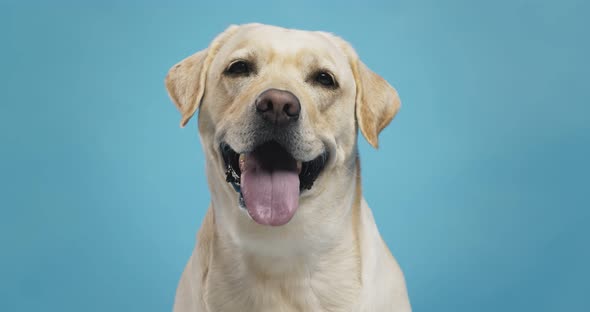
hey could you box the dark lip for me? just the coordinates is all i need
[220,141,329,194]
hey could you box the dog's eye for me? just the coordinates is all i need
[314,72,337,88]
[225,60,251,76]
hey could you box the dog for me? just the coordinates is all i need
[165,23,411,312]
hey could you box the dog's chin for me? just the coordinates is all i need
[220,140,328,226]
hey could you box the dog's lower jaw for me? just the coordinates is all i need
[210,163,361,263]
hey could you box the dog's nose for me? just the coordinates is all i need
[255,89,301,126]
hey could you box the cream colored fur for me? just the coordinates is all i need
[165,23,411,312]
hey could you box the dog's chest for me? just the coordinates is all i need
[204,269,360,312]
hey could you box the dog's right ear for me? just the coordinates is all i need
[165,25,240,127]
[165,50,208,127]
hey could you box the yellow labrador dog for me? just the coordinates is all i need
[165,23,411,312]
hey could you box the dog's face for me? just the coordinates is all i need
[166,24,399,229]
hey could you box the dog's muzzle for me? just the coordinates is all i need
[218,89,328,226]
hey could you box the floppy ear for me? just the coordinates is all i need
[352,60,401,148]
[165,25,240,127]
[317,31,401,148]
[165,50,208,127]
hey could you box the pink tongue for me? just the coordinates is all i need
[240,154,300,226]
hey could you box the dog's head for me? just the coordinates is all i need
[165,24,399,228]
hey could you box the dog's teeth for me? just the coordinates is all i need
[297,161,302,174]
[239,154,246,172]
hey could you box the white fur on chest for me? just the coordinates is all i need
[204,268,360,312]
[173,200,411,312]
[202,218,362,311]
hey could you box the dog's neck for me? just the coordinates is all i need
[204,156,363,276]
[194,157,366,310]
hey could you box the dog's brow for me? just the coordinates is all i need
[227,49,257,63]
[295,50,337,69]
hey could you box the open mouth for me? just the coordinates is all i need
[220,140,328,226]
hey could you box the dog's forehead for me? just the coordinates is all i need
[247,27,330,49]
[224,25,344,63]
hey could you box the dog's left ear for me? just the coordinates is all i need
[321,32,401,148]
[352,60,401,148]
[165,50,208,127]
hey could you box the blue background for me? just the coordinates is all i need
[1,0,588,311]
